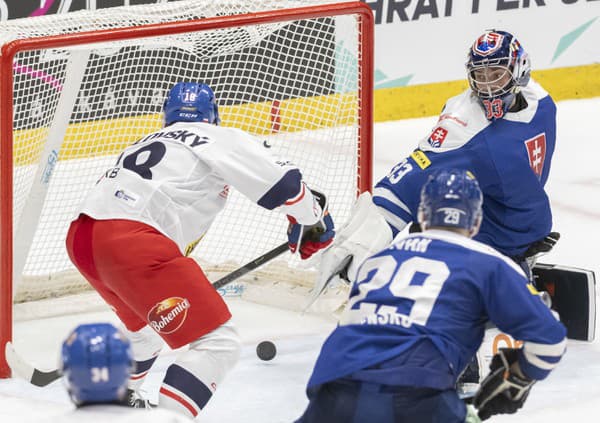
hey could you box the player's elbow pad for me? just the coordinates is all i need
[257,169,303,211]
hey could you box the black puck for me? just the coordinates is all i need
[256,340,277,361]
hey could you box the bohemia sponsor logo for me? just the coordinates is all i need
[148,297,191,334]
[427,126,448,148]
[524,133,546,179]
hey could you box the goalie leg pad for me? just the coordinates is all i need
[307,192,392,310]
[318,192,393,285]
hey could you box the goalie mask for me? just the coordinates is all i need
[61,323,133,406]
[466,30,531,121]
[418,169,483,235]
[163,81,220,126]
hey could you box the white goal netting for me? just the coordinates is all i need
[0,0,372,315]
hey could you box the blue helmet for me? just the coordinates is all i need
[61,323,133,406]
[418,169,483,234]
[163,82,220,126]
[466,30,531,120]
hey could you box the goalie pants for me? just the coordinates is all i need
[65,214,231,349]
[296,379,466,423]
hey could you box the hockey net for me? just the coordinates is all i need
[0,0,373,376]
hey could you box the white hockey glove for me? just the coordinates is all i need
[287,189,335,260]
[306,192,392,308]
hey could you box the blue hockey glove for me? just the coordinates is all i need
[287,190,334,260]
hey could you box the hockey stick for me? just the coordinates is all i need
[4,342,60,387]
[5,241,290,387]
[212,241,289,290]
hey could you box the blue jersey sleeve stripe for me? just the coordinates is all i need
[523,350,560,370]
[519,338,566,379]
[373,186,412,215]
[373,196,413,225]
[536,354,563,365]
[518,358,550,380]
[524,338,567,356]
[257,168,302,210]
[523,341,566,370]
[373,202,411,233]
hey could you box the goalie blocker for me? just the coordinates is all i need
[533,263,596,341]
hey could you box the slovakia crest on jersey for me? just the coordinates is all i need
[524,133,547,179]
[428,127,448,148]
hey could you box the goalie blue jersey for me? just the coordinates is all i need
[307,230,566,389]
[373,80,556,258]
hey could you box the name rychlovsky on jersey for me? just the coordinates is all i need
[137,129,211,148]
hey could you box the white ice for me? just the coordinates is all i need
[1,97,599,422]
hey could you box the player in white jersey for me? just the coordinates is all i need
[65,82,335,419]
[54,323,189,423]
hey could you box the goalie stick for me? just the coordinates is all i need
[303,254,352,312]
[5,241,289,387]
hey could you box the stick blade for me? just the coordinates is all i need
[5,341,34,382]
[5,341,61,387]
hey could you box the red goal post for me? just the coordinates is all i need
[0,1,373,377]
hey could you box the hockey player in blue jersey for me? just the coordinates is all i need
[310,29,562,396]
[298,169,566,422]
[372,29,559,278]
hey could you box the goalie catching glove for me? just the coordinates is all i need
[287,189,335,260]
[473,348,535,421]
[523,231,560,258]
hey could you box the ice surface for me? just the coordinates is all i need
[1,98,598,422]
